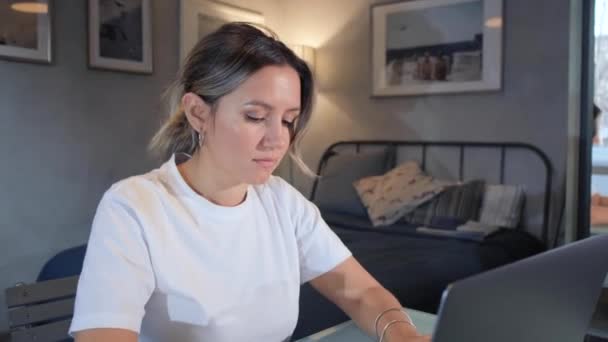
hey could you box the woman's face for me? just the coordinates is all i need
[198,65,301,185]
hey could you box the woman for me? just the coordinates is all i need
[70,23,430,342]
[591,104,608,225]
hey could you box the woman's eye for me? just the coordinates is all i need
[245,114,265,122]
[283,115,299,127]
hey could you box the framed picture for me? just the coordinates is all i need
[88,0,153,74]
[0,0,53,64]
[179,0,264,65]
[371,0,503,97]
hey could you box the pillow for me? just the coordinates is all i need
[314,147,394,217]
[478,184,525,228]
[402,179,486,227]
[353,161,448,226]
[456,220,501,236]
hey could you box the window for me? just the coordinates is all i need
[592,0,608,196]
[595,0,608,144]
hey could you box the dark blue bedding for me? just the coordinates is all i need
[292,212,544,339]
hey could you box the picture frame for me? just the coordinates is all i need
[371,0,503,97]
[179,0,264,65]
[0,0,53,64]
[88,0,153,74]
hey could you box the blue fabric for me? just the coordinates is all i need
[37,245,87,282]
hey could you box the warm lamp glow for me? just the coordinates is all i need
[11,2,48,14]
[289,44,316,73]
[485,16,502,28]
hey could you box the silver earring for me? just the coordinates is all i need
[198,131,205,147]
[190,131,197,149]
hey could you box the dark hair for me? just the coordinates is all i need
[594,104,602,139]
[594,104,602,120]
[150,22,315,175]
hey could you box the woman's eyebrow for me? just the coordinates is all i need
[243,100,300,112]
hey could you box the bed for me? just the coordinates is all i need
[291,141,552,339]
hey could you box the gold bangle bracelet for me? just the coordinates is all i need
[374,308,416,338]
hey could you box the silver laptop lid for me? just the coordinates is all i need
[433,234,608,342]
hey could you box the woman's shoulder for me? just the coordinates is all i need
[102,166,169,207]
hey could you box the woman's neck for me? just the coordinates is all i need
[177,151,248,207]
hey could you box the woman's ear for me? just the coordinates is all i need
[182,92,211,133]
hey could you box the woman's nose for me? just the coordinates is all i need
[261,118,288,150]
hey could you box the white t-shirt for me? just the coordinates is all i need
[69,154,351,341]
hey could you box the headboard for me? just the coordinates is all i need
[310,141,553,247]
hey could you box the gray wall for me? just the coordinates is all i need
[0,0,178,332]
[278,0,570,220]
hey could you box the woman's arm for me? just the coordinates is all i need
[591,204,608,225]
[74,328,138,342]
[69,192,155,337]
[310,256,430,342]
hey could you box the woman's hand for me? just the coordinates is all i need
[391,333,432,342]
[383,329,431,342]
[309,257,432,342]
[380,324,431,342]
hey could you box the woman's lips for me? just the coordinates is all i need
[253,159,277,169]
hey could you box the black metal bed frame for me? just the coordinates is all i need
[309,140,553,247]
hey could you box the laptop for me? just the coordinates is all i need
[432,233,608,342]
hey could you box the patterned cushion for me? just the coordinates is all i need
[402,180,486,227]
[314,147,394,217]
[478,184,525,228]
[354,161,448,226]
